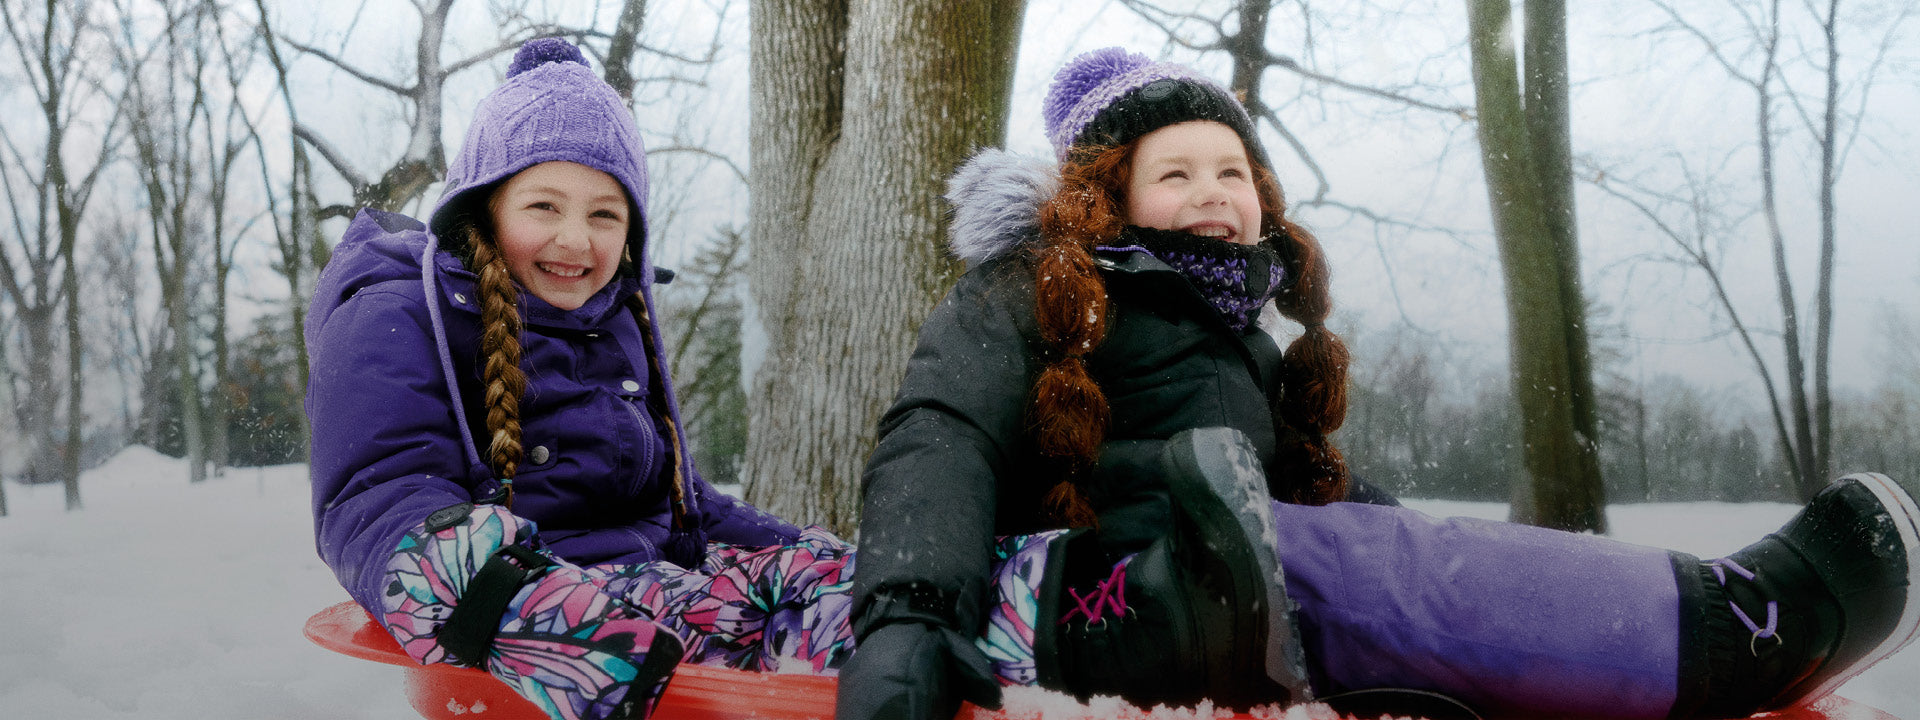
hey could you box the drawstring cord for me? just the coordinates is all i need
[1711,558,1782,655]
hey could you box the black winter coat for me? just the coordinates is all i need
[851,150,1392,636]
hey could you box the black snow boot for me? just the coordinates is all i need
[1672,472,1920,718]
[1033,427,1311,710]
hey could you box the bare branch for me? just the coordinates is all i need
[1116,0,1230,50]
[1117,0,1469,117]
[1646,0,1762,88]
[318,204,359,221]
[1832,2,1913,175]
[669,228,746,370]
[1585,161,1802,477]
[650,145,748,186]
[63,80,130,221]
[440,36,526,77]
[571,28,725,66]
[1270,53,1473,118]
[283,36,413,95]
[0,1,50,104]
[1250,105,1330,202]
[0,136,29,302]
[291,123,369,192]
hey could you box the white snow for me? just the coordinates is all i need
[0,447,1913,719]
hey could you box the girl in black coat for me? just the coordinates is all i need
[837,48,1919,720]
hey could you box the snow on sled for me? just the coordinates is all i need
[305,601,1895,720]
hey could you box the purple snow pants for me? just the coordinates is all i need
[1274,500,1681,719]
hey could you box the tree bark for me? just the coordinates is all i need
[745,0,1026,534]
[1465,0,1605,532]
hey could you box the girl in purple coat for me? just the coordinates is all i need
[307,38,849,719]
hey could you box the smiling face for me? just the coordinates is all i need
[1123,121,1264,245]
[487,161,632,310]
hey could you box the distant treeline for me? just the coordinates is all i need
[1342,321,1920,504]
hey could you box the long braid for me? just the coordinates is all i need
[624,293,689,529]
[1254,163,1351,505]
[470,224,529,505]
[1028,145,1133,527]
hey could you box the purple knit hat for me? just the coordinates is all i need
[429,37,649,260]
[1042,47,1267,168]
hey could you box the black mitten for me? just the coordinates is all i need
[835,621,1001,720]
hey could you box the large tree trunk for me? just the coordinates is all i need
[744,0,1026,534]
[1465,0,1606,532]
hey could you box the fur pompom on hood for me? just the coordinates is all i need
[945,149,1059,267]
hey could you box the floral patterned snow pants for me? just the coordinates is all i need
[589,526,1063,684]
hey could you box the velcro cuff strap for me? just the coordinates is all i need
[436,545,553,667]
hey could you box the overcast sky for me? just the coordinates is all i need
[236,0,1920,415]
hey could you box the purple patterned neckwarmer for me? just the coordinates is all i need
[1100,226,1286,331]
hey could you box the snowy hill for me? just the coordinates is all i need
[0,447,1912,719]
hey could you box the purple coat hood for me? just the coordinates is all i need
[307,209,797,613]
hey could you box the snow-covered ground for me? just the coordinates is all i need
[0,447,1912,719]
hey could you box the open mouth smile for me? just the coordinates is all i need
[536,262,590,279]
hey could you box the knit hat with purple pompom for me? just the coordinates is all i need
[1042,47,1267,168]
[429,37,650,257]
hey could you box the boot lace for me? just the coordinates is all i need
[1060,557,1131,626]
[1710,557,1782,655]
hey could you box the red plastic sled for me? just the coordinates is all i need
[305,601,1896,720]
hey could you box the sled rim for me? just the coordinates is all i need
[304,602,1896,720]
[305,601,841,719]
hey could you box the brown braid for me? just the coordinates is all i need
[1027,145,1134,527]
[469,224,528,504]
[624,294,691,530]
[1251,162,1351,505]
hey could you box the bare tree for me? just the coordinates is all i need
[1590,156,1804,496]
[243,0,330,455]
[0,0,126,507]
[745,0,1026,532]
[87,209,160,446]
[659,225,750,486]
[196,9,271,478]
[1344,321,1442,484]
[1117,1,1475,227]
[113,0,220,482]
[1636,0,1913,499]
[270,0,522,216]
[1466,0,1607,532]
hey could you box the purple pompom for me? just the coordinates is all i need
[507,37,589,78]
[1042,47,1149,138]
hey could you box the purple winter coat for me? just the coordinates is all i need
[307,209,798,613]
